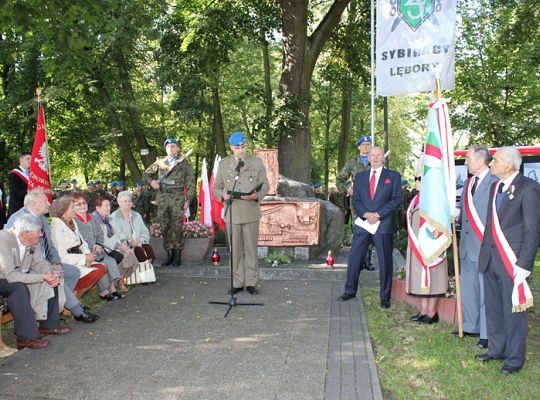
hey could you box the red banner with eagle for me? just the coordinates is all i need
[28,103,53,203]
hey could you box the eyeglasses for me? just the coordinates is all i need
[414,177,422,182]
[74,202,87,206]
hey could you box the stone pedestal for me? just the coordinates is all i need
[182,237,215,263]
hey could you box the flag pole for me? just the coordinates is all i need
[433,65,464,338]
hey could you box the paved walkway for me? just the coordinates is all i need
[0,256,388,399]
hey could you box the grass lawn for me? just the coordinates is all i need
[362,253,540,400]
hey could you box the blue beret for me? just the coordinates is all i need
[313,183,322,188]
[111,181,117,187]
[71,178,77,183]
[59,179,66,184]
[402,179,408,185]
[164,138,179,148]
[87,181,94,185]
[117,180,125,186]
[135,181,143,187]
[95,179,102,184]
[228,131,246,146]
[355,136,372,146]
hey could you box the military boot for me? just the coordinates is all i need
[173,249,182,266]
[164,250,175,266]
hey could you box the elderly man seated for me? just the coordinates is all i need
[0,214,71,349]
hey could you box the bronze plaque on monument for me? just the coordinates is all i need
[254,149,278,195]
[259,201,320,246]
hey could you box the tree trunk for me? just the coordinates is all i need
[338,81,352,171]
[277,0,351,183]
[113,49,156,168]
[324,93,331,196]
[211,77,227,157]
[261,36,274,148]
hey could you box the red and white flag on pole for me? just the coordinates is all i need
[28,103,53,203]
[199,158,212,231]
[210,155,225,231]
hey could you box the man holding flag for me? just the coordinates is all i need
[7,153,31,218]
[476,147,540,375]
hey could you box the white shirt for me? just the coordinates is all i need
[501,171,519,193]
[369,166,383,193]
[474,167,489,188]
[15,234,27,266]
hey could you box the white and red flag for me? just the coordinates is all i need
[28,103,53,203]
[199,158,213,231]
[209,155,224,231]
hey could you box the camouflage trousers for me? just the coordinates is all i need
[157,193,184,250]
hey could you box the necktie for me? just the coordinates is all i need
[495,184,504,210]
[471,176,479,196]
[42,229,52,261]
[370,170,377,200]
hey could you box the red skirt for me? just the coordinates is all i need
[74,263,107,291]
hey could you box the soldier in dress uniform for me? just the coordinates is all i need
[336,135,375,270]
[213,131,269,295]
[142,138,196,266]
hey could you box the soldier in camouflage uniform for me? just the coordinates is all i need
[84,181,98,212]
[94,180,107,197]
[132,181,150,222]
[54,179,70,199]
[142,138,195,266]
[336,135,375,271]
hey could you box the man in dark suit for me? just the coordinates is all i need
[339,147,402,307]
[7,152,31,218]
[476,147,540,375]
[455,145,497,348]
[0,181,6,229]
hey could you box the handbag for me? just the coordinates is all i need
[126,260,156,285]
[107,249,124,264]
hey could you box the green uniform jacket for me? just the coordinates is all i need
[213,155,269,224]
[142,156,196,201]
[336,155,371,192]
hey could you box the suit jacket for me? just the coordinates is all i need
[6,207,62,264]
[459,171,498,261]
[213,155,270,224]
[352,168,402,234]
[478,173,540,273]
[7,168,28,217]
[0,229,65,319]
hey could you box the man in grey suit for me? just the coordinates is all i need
[476,147,540,375]
[213,131,269,295]
[6,189,99,323]
[455,145,497,348]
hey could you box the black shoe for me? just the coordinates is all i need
[451,330,479,337]
[82,305,91,312]
[164,250,175,266]
[419,313,439,324]
[228,287,244,295]
[477,339,488,349]
[99,294,119,302]
[475,353,498,363]
[501,365,521,375]
[73,311,99,323]
[380,300,391,308]
[112,291,126,299]
[338,293,356,301]
[409,312,425,321]
[247,286,258,295]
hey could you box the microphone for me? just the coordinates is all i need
[235,159,244,172]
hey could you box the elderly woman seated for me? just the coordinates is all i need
[92,196,139,292]
[110,191,155,263]
[70,192,125,301]
[49,196,111,302]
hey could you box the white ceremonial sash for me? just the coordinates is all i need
[463,178,485,241]
[10,168,29,183]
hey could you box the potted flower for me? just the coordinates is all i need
[182,221,215,262]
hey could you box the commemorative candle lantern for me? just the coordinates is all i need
[326,250,334,267]
[212,248,220,266]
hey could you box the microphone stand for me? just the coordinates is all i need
[209,161,264,317]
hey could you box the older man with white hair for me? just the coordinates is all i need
[476,147,540,375]
[0,214,71,349]
[6,189,99,323]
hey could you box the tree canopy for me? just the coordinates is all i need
[1,0,537,189]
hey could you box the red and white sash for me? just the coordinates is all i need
[463,178,485,241]
[406,195,446,294]
[490,181,533,312]
[10,168,29,183]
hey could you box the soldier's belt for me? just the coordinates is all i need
[160,187,181,194]
[161,178,175,185]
